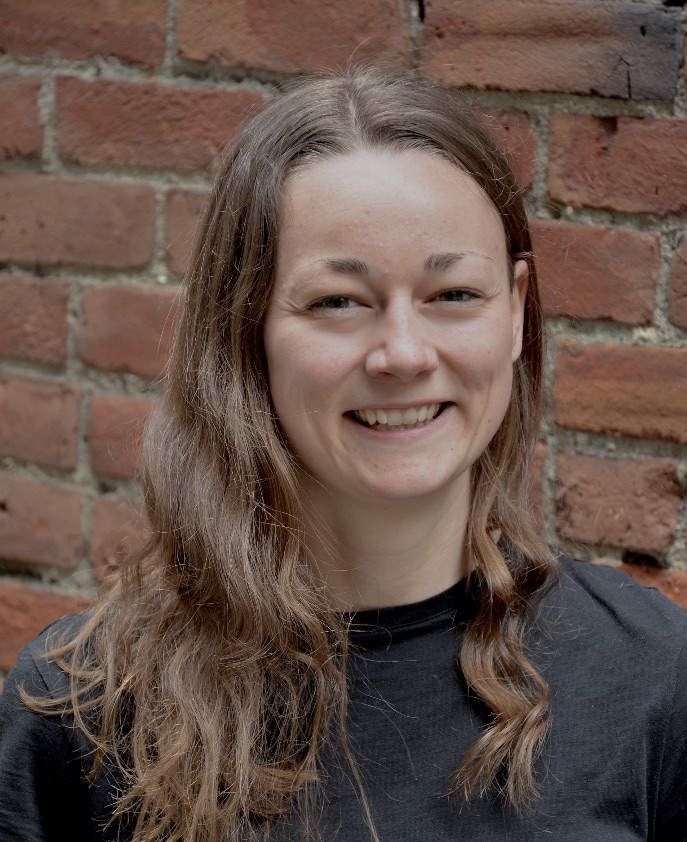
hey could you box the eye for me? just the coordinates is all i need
[309,295,360,316]
[432,289,482,304]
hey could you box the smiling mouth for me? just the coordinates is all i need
[350,403,446,431]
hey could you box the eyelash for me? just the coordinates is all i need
[433,289,482,304]
[308,295,358,314]
[309,289,482,314]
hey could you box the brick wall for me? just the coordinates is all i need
[1,0,686,678]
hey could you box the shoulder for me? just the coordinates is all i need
[0,610,96,774]
[535,556,687,833]
[2,612,91,702]
[554,553,687,634]
[538,553,687,683]
[0,612,99,841]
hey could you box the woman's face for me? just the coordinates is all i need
[263,149,527,507]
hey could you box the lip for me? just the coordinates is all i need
[344,402,454,438]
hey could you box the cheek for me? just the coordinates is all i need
[265,332,296,431]
[266,330,335,423]
[449,317,515,385]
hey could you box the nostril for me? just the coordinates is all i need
[364,334,438,380]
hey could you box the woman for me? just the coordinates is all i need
[1,69,686,842]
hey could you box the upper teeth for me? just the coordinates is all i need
[352,403,442,429]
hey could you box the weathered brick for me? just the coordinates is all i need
[90,394,155,480]
[481,109,536,191]
[57,76,267,172]
[0,0,167,66]
[91,496,148,579]
[556,452,681,554]
[165,189,209,276]
[0,73,42,160]
[78,285,178,379]
[531,219,659,325]
[420,0,680,100]
[668,235,687,330]
[177,0,412,74]
[0,472,83,570]
[0,580,90,672]
[0,274,70,365]
[0,174,155,268]
[553,342,687,445]
[0,373,80,470]
[615,563,687,610]
[548,114,687,215]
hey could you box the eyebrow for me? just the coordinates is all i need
[322,256,370,275]
[320,253,469,276]
[423,252,466,273]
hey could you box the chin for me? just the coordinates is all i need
[350,468,469,505]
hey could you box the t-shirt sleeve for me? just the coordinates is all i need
[0,638,95,842]
[655,611,687,841]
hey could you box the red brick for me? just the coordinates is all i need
[57,76,267,173]
[0,0,167,66]
[177,0,412,73]
[555,453,681,554]
[78,285,178,379]
[91,496,148,579]
[420,0,680,100]
[531,219,659,325]
[89,394,155,480]
[553,342,687,445]
[0,472,83,570]
[0,274,70,365]
[165,189,208,276]
[548,114,687,215]
[0,174,155,268]
[0,580,90,672]
[615,563,687,610]
[0,373,80,470]
[481,109,536,191]
[0,73,42,160]
[668,235,687,330]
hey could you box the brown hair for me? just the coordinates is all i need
[32,68,555,840]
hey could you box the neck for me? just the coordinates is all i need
[301,481,471,611]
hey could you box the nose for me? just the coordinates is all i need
[364,302,438,382]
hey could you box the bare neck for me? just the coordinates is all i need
[301,481,471,611]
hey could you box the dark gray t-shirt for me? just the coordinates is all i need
[2,556,687,840]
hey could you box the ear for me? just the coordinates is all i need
[510,259,529,362]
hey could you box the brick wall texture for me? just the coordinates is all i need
[1,0,686,677]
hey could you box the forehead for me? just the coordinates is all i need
[276,149,509,277]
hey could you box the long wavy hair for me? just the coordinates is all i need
[31,69,555,841]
